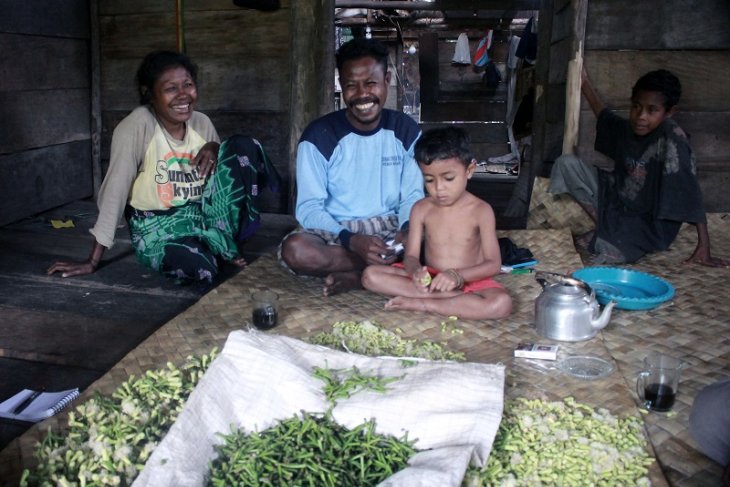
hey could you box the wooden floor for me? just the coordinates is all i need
[0,199,296,451]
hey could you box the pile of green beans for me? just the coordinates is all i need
[308,320,465,361]
[20,350,218,487]
[207,412,416,487]
[463,397,654,487]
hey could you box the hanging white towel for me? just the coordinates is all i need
[452,32,471,65]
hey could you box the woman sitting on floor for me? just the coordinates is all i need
[47,50,279,283]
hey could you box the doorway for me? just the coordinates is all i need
[325,1,583,228]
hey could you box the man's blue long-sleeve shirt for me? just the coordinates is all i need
[295,109,424,235]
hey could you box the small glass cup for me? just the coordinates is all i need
[251,290,279,330]
[636,352,684,412]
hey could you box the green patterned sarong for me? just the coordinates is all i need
[128,136,280,282]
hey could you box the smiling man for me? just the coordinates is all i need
[279,38,424,295]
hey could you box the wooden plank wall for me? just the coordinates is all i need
[578,0,730,212]
[532,0,572,170]
[98,0,292,214]
[0,0,92,226]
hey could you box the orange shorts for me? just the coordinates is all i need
[393,264,503,294]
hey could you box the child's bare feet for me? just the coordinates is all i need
[385,296,427,312]
[323,271,362,296]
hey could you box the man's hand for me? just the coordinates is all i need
[348,234,396,265]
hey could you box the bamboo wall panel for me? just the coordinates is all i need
[0,0,92,224]
[0,90,90,154]
[0,0,89,38]
[586,0,730,50]
[0,35,89,92]
[584,51,730,112]
[0,142,92,226]
[100,0,245,15]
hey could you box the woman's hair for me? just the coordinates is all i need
[135,50,198,105]
[415,127,473,166]
[632,69,682,109]
[335,38,389,74]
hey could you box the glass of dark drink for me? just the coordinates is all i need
[636,352,684,412]
[251,290,279,330]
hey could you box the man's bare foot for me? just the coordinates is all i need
[323,271,362,296]
[385,296,427,312]
[230,256,247,267]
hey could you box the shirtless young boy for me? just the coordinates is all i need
[361,127,513,320]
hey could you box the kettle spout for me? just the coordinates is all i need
[591,300,616,330]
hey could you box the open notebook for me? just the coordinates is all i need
[0,388,79,422]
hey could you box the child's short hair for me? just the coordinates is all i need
[415,126,473,166]
[336,38,389,74]
[632,69,682,109]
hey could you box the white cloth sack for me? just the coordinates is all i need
[452,32,472,64]
[133,330,505,487]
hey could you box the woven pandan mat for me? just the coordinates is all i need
[10,219,730,485]
[595,213,730,486]
[527,176,595,236]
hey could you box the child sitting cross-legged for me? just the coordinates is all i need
[361,127,513,320]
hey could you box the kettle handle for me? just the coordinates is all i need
[534,270,593,295]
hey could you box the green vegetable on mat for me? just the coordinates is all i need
[440,316,464,335]
[207,413,416,487]
[420,272,432,286]
[312,366,403,407]
[20,349,219,487]
[308,320,465,361]
[463,397,654,487]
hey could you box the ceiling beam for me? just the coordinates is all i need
[335,0,541,10]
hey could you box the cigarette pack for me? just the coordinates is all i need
[514,342,559,361]
[380,239,405,258]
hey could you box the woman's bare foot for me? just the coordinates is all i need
[323,271,362,296]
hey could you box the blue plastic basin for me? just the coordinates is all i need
[572,267,674,310]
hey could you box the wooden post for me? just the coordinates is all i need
[562,0,587,155]
[288,0,334,213]
[89,0,102,195]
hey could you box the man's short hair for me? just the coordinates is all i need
[415,127,473,166]
[632,69,682,109]
[336,38,389,73]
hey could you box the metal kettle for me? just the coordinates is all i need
[534,271,616,342]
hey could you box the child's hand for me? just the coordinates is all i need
[430,269,464,293]
[412,267,432,292]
